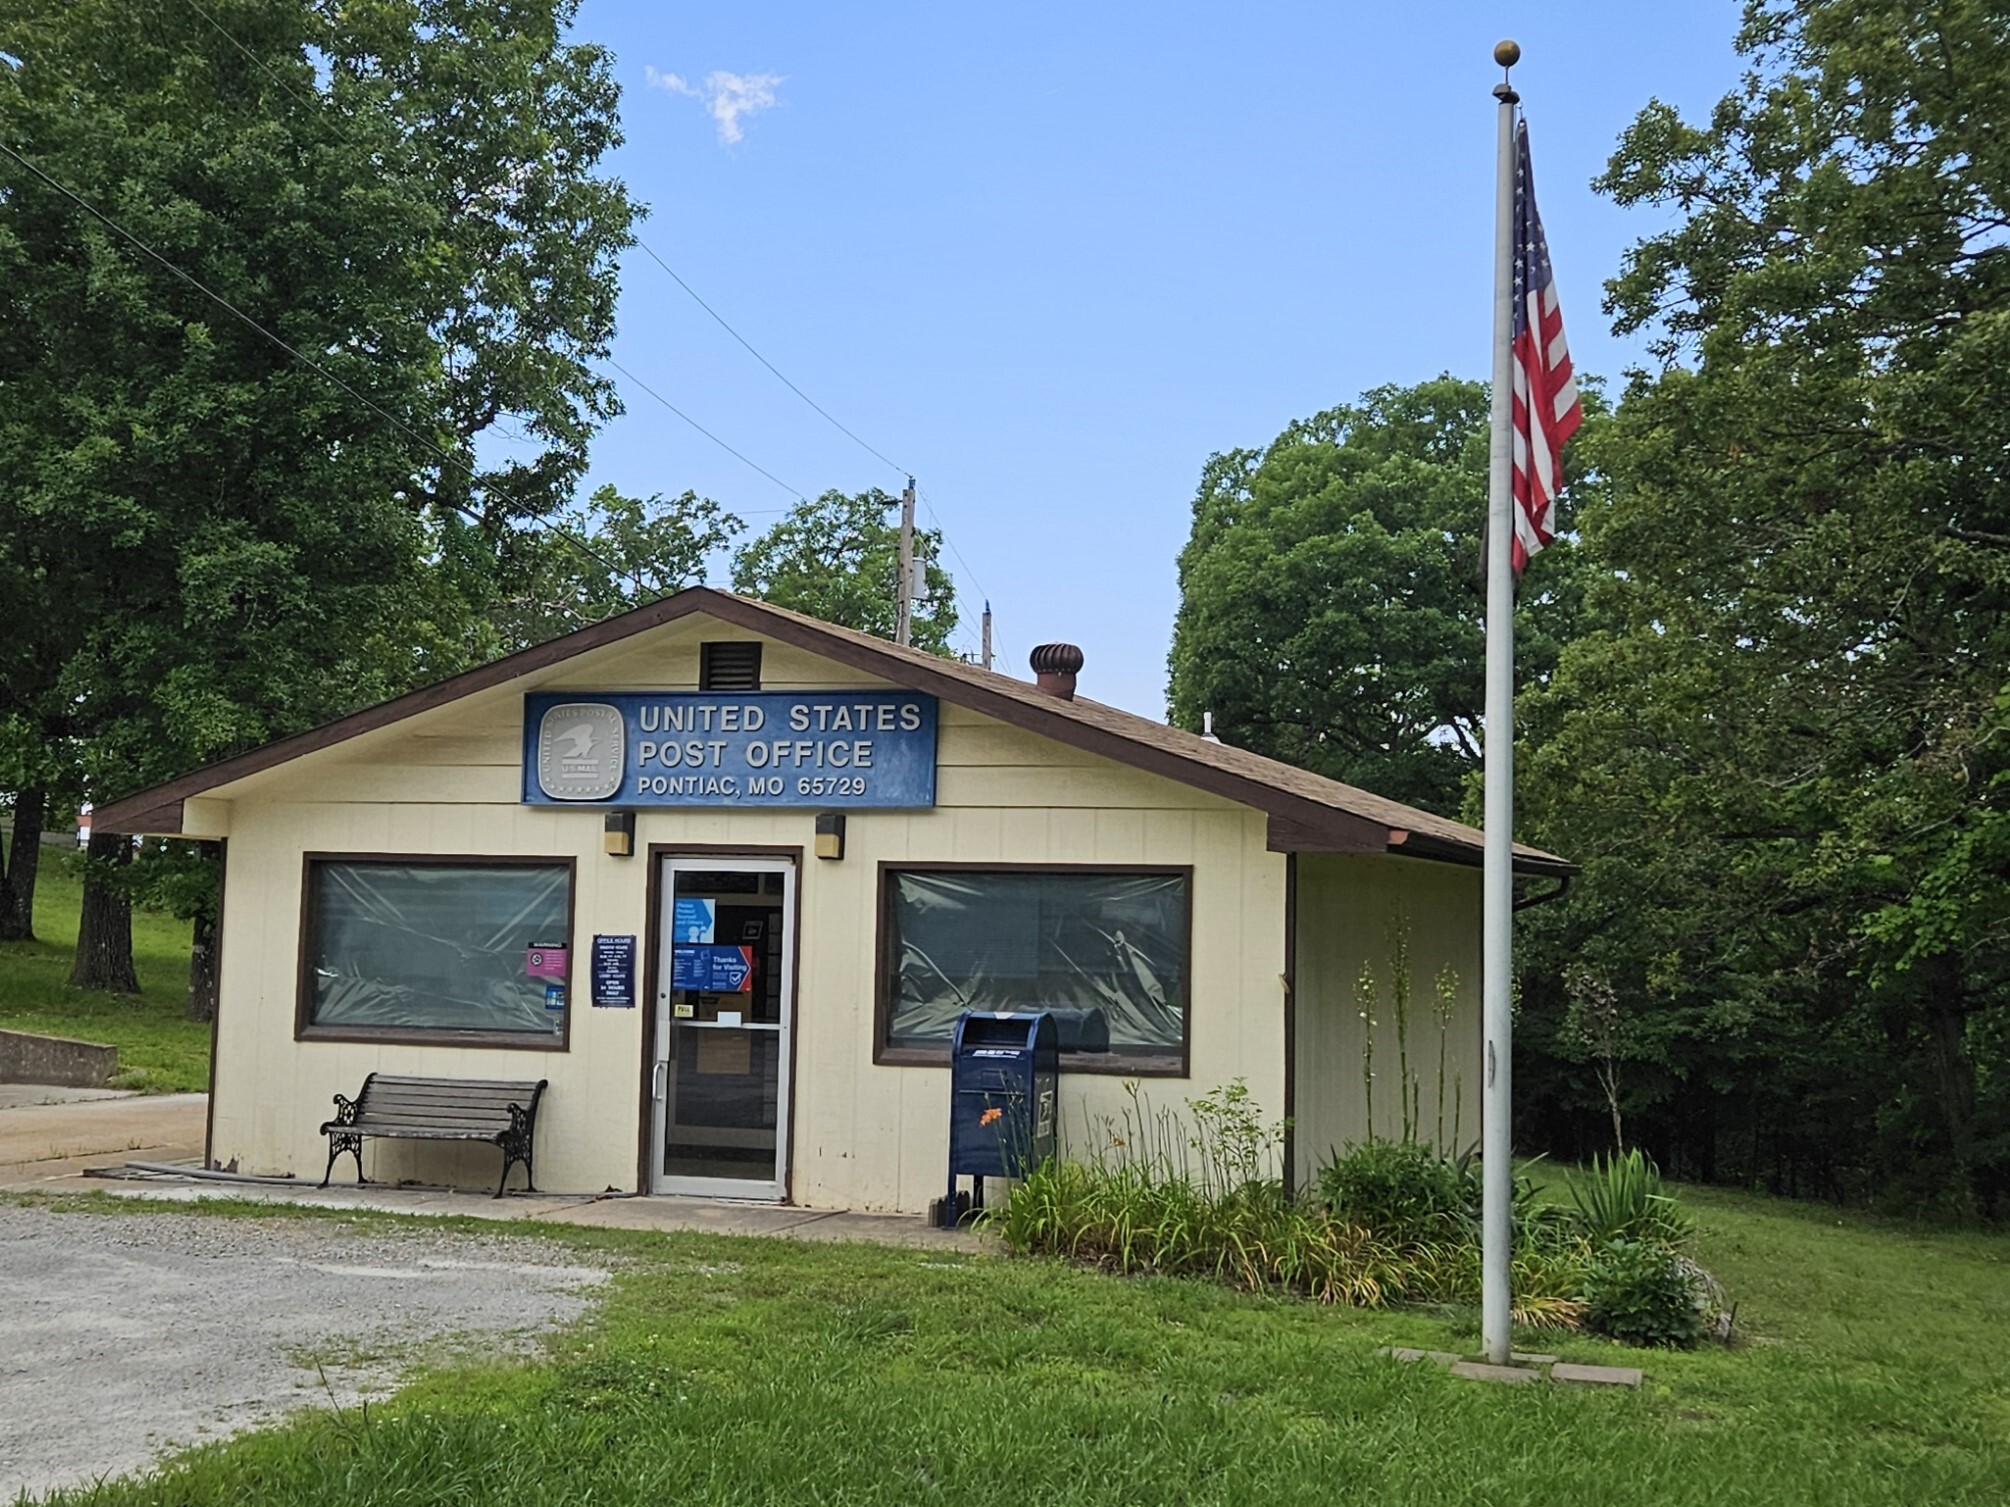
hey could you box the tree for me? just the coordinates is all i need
[1168,377,1597,816]
[487,485,742,652]
[731,489,959,654]
[0,0,638,989]
[1516,0,2010,1213]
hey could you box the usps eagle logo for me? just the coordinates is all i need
[536,702,624,801]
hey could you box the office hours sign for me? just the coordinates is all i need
[522,691,937,809]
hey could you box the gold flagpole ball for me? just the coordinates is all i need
[1494,39,1521,69]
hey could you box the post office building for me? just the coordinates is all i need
[96,588,1569,1211]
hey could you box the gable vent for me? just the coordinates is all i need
[700,641,763,691]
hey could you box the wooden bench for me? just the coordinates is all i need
[319,1074,547,1197]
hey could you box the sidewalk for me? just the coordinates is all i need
[0,1092,990,1252]
[0,1090,206,1185]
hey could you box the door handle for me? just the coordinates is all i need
[652,1059,667,1101]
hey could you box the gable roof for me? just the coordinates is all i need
[92,587,1572,877]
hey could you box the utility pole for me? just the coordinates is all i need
[981,601,993,670]
[895,476,916,647]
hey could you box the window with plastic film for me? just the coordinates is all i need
[880,868,1190,1070]
[301,859,572,1043]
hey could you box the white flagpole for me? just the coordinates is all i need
[1480,39,1521,1369]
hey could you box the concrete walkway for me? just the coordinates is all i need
[0,1090,206,1185]
[0,1092,990,1252]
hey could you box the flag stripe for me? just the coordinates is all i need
[1508,118,1580,579]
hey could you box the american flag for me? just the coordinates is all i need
[1509,118,1581,575]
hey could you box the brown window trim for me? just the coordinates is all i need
[295,852,577,1053]
[872,861,1194,1078]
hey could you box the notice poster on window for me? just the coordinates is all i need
[590,935,637,1008]
[672,898,715,944]
[671,944,755,994]
[525,944,569,980]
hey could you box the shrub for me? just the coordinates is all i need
[1564,1149,1694,1246]
[1317,1139,1479,1239]
[1580,1239,1706,1348]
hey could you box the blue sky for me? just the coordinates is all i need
[572,1,1748,717]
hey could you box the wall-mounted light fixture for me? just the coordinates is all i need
[815,811,846,861]
[603,810,636,858]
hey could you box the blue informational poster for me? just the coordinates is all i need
[671,944,754,994]
[590,934,637,1008]
[521,690,938,808]
[671,898,716,944]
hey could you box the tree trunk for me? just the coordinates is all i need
[69,829,139,993]
[186,908,219,1022]
[0,786,47,942]
[1921,953,1978,1182]
[186,843,222,1022]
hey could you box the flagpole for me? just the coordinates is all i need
[1480,39,1521,1369]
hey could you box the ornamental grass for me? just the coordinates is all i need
[993,1083,1592,1328]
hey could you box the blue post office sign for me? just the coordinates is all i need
[522,691,937,809]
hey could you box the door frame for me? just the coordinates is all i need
[638,844,804,1201]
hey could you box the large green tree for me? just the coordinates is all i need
[0,0,638,988]
[731,488,959,654]
[1168,377,1596,816]
[1516,0,2010,1213]
[487,484,742,653]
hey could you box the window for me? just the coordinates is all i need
[700,641,762,691]
[299,858,573,1046]
[878,867,1191,1073]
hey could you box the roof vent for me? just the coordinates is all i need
[1029,643,1084,700]
[1201,712,1223,744]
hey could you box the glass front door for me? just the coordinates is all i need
[650,857,795,1199]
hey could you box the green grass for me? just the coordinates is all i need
[0,855,207,1092]
[15,1180,2007,1506]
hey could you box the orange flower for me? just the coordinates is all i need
[980,1107,1003,1127]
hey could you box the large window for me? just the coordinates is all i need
[878,867,1191,1073]
[299,857,573,1046]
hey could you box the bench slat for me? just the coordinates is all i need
[364,1077,542,1092]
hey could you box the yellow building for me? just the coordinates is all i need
[97,589,1569,1212]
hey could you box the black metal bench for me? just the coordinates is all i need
[319,1073,548,1197]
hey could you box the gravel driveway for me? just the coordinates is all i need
[0,1203,611,1501]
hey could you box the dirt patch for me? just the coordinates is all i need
[0,1203,610,1500]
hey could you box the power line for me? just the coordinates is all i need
[183,0,812,530]
[76,9,1006,641]
[631,236,909,478]
[627,245,1004,646]
[0,135,633,601]
[602,357,808,502]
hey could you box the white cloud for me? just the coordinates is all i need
[646,66,783,146]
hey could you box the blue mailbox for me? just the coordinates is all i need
[938,1011,1059,1227]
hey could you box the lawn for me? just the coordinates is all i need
[22,1182,2008,1506]
[0,852,207,1093]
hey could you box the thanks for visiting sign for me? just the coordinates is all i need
[521,692,937,808]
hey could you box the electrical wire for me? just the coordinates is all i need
[625,237,1004,648]
[602,357,808,502]
[182,0,812,529]
[0,135,633,601]
[94,8,1005,644]
[631,236,910,478]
